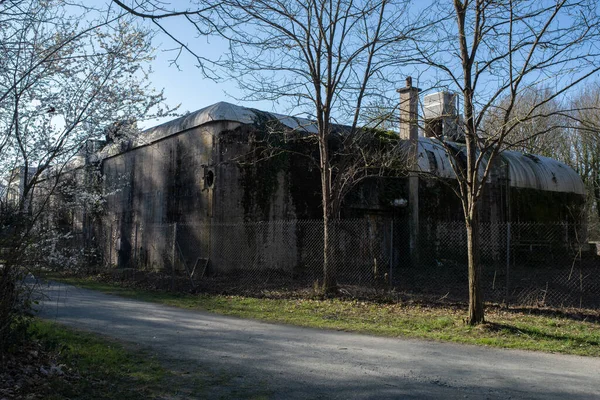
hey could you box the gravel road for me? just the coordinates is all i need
[37,281,600,399]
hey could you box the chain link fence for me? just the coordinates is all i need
[414,221,595,308]
[99,218,600,309]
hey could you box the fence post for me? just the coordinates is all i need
[389,219,394,285]
[505,222,511,303]
[134,222,138,270]
[109,222,114,268]
[171,222,177,290]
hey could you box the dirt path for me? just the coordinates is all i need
[37,281,600,399]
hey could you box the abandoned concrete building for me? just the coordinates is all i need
[89,83,585,276]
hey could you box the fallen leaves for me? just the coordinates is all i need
[0,339,78,400]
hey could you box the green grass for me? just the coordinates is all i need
[51,276,600,357]
[29,320,169,400]
[30,318,273,400]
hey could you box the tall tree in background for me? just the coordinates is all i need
[414,0,600,324]
[568,85,600,230]
[0,0,170,353]
[483,87,569,158]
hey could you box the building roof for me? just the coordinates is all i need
[97,102,319,159]
[97,101,585,196]
[500,151,584,195]
[145,101,321,137]
[417,137,585,195]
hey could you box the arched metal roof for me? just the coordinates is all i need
[417,137,585,195]
[500,151,584,194]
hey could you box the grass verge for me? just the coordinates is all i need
[51,275,600,357]
[28,319,169,399]
[25,319,272,399]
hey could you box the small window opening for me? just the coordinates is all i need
[204,169,215,188]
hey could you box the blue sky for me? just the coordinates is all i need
[124,0,600,130]
[141,16,276,128]
[125,0,434,129]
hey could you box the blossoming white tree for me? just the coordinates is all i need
[0,0,172,352]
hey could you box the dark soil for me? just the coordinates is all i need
[0,338,78,400]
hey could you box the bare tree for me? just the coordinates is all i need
[483,86,569,157]
[414,0,600,324]
[110,0,225,76]
[568,84,600,232]
[114,0,429,291]
[226,0,427,291]
[0,0,171,353]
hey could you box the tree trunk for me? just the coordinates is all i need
[0,220,24,353]
[319,135,336,292]
[0,264,17,352]
[466,214,485,325]
[322,213,336,291]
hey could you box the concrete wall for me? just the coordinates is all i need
[102,121,219,270]
[97,119,586,276]
[100,121,323,274]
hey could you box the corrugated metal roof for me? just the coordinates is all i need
[499,151,584,194]
[417,137,458,180]
[416,137,584,195]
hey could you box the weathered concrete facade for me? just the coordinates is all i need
[99,104,324,272]
[92,101,585,274]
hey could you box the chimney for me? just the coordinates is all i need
[397,77,420,141]
[396,77,420,268]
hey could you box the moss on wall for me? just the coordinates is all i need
[240,150,289,220]
[218,112,324,221]
[287,154,322,219]
[218,120,292,221]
